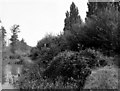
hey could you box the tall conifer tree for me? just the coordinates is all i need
[63,2,82,32]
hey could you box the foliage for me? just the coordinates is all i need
[20,48,112,89]
[113,55,120,68]
[17,63,42,89]
[9,54,21,59]
[2,1,120,90]
[16,38,31,53]
[64,23,85,51]
[84,66,118,89]
[17,63,78,90]
[65,4,120,54]
[86,1,120,18]
[86,6,120,54]
[86,1,109,18]
[1,26,7,48]
[30,34,69,68]
[10,24,20,54]
[19,38,27,51]
[63,2,82,51]
[30,47,39,60]
[43,49,113,88]
[63,2,82,32]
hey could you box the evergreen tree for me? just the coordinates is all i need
[69,2,79,25]
[63,2,83,51]
[10,24,20,53]
[63,2,82,32]
[63,11,70,31]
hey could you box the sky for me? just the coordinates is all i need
[0,0,88,47]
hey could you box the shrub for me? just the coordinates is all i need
[30,34,69,68]
[84,66,118,90]
[44,50,92,88]
[17,63,78,90]
[44,49,114,88]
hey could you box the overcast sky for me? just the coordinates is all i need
[0,0,88,47]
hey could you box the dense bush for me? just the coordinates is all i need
[84,66,118,89]
[43,49,113,89]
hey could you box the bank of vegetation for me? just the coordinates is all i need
[1,1,120,90]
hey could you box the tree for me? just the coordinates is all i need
[64,2,120,53]
[85,5,120,54]
[1,26,6,48]
[10,24,20,53]
[63,2,83,51]
[19,38,28,51]
[113,1,120,12]
[86,1,110,18]
[86,1,120,19]
[21,38,26,44]
[69,2,79,25]
[63,11,70,31]
[63,2,82,32]
[0,20,7,48]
